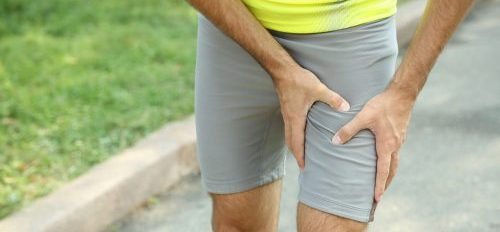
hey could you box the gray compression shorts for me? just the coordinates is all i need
[194,12,398,223]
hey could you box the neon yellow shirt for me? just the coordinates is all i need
[241,0,398,34]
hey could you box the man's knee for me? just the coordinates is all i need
[208,179,283,232]
[210,192,254,229]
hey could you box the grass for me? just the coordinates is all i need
[0,0,198,219]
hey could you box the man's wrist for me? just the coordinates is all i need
[386,70,422,103]
[267,59,303,83]
[388,80,419,101]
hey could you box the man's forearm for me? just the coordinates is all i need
[389,0,475,99]
[185,0,300,83]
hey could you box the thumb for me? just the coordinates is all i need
[332,113,366,145]
[317,84,350,112]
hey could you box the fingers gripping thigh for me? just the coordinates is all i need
[298,55,397,223]
[293,16,398,223]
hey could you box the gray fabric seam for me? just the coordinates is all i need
[303,190,372,212]
[257,107,280,178]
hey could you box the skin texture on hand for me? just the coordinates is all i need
[332,0,476,203]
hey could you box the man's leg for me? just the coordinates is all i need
[195,11,288,232]
[297,202,367,232]
[268,14,398,231]
[209,178,283,232]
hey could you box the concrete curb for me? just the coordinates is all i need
[0,115,198,232]
[0,2,427,232]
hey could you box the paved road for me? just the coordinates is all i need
[107,1,500,231]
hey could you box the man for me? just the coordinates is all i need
[186,0,474,231]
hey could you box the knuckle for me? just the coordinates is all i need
[394,133,401,143]
[337,129,350,141]
[393,153,401,162]
[386,137,398,148]
[314,82,327,93]
[334,98,343,109]
[387,174,396,183]
[395,133,405,146]
[362,113,377,127]
[337,127,347,138]
[315,84,330,98]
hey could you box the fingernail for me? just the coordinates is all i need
[331,134,341,144]
[339,101,350,112]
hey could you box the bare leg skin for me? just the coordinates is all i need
[297,202,368,232]
[209,178,284,232]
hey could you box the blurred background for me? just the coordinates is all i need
[1,0,499,231]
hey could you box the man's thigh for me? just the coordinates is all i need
[195,12,287,195]
[270,15,399,224]
[195,12,288,230]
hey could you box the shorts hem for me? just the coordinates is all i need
[298,189,374,223]
[201,162,286,194]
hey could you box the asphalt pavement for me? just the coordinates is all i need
[106,1,500,231]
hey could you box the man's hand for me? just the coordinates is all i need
[332,0,474,203]
[274,67,350,171]
[332,81,416,202]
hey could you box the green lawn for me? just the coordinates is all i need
[0,0,197,219]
